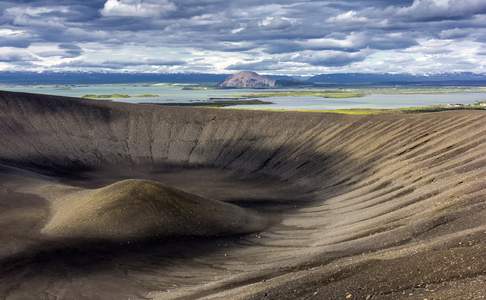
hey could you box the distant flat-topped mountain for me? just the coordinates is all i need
[218,71,277,89]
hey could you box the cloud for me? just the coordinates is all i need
[59,58,186,70]
[101,0,176,17]
[258,16,295,30]
[291,50,369,67]
[439,28,471,39]
[0,28,32,47]
[397,0,486,21]
[298,33,366,52]
[33,44,83,58]
[226,49,370,71]
[0,48,38,63]
[0,28,27,37]
[297,31,416,53]
[5,5,71,18]
[0,0,486,74]
[328,11,369,24]
[226,60,285,71]
[59,44,83,57]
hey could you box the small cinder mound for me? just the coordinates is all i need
[42,179,267,241]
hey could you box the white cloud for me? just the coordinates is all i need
[101,0,177,18]
[231,27,246,34]
[258,16,295,30]
[350,38,486,74]
[5,6,70,17]
[0,47,37,62]
[299,33,366,51]
[328,11,368,24]
[0,28,27,36]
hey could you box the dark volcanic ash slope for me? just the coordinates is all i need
[1,90,486,299]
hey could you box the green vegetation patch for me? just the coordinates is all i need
[230,101,486,115]
[362,87,486,95]
[181,86,217,91]
[82,94,131,99]
[134,94,160,98]
[400,103,486,113]
[82,93,159,99]
[297,108,390,115]
[242,108,392,115]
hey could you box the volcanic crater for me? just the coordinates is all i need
[1,90,486,299]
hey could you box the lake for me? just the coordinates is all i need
[2,84,486,110]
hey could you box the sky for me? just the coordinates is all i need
[0,0,486,75]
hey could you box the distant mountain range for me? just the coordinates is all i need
[307,72,486,86]
[1,71,486,86]
[0,72,229,85]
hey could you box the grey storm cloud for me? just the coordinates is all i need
[291,51,369,67]
[34,44,84,58]
[395,0,486,21]
[58,44,83,57]
[226,60,286,71]
[0,0,486,74]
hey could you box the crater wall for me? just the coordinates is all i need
[1,91,486,299]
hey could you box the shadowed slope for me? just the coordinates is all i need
[2,90,486,299]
